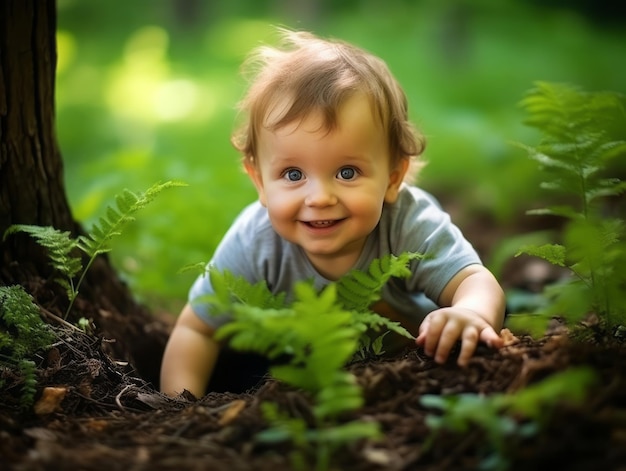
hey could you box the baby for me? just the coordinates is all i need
[160,28,506,398]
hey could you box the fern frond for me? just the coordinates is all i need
[77,181,186,258]
[208,252,424,428]
[0,285,56,409]
[206,265,286,312]
[336,252,423,312]
[312,371,363,419]
[351,310,414,339]
[214,305,301,359]
[585,179,626,205]
[514,82,626,332]
[517,82,626,220]
[18,359,38,411]
[516,244,566,267]
[3,225,82,291]
[0,286,56,357]
[526,206,581,220]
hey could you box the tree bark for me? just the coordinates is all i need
[0,1,70,232]
[0,0,167,387]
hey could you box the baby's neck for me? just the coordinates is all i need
[305,250,361,280]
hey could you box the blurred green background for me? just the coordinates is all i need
[55,0,626,315]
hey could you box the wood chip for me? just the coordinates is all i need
[218,400,247,426]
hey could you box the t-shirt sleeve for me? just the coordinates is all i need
[188,203,264,328]
[392,188,482,304]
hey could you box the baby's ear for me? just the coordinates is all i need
[244,160,267,206]
[384,158,410,203]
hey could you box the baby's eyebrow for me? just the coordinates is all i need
[268,154,302,166]
[339,154,373,164]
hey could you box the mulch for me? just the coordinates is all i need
[2,317,626,471]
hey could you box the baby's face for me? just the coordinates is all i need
[246,93,406,279]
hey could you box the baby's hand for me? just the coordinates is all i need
[415,307,504,367]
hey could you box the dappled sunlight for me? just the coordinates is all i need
[105,26,220,125]
[154,79,199,121]
[56,30,76,75]
[105,26,171,123]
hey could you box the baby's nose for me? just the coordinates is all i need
[304,181,337,207]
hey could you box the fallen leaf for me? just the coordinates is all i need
[34,387,68,415]
[218,400,247,426]
[363,447,392,465]
[500,328,519,346]
[84,419,110,432]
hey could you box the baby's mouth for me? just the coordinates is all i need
[308,220,335,228]
[304,219,344,228]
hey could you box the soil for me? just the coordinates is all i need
[3,299,626,470]
[2,210,626,471]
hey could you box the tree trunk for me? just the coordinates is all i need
[0,0,168,387]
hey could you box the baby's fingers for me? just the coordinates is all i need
[415,318,429,346]
[433,320,464,364]
[480,326,505,349]
[457,327,479,367]
[419,314,447,357]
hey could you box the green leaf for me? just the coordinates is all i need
[80,180,186,259]
[516,243,566,266]
[3,225,82,298]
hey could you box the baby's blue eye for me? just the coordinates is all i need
[338,167,356,180]
[285,169,303,181]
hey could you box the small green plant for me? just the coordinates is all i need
[3,180,185,318]
[258,401,380,471]
[0,285,57,409]
[202,252,421,469]
[337,252,424,357]
[421,367,596,471]
[510,82,626,335]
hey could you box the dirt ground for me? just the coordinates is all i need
[2,307,626,470]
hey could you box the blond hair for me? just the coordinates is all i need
[231,28,426,180]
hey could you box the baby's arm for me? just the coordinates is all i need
[416,264,506,367]
[160,303,220,398]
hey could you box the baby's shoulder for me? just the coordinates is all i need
[396,184,442,208]
[227,201,281,244]
[232,201,272,230]
[388,185,445,224]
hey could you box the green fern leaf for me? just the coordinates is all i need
[115,189,138,213]
[205,265,285,312]
[336,252,423,311]
[3,225,82,292]
[526,206,581,220]
[586,179,626,205]
[336,275,375,311]
[0,285,56,359]
[514,82,626,331]
[349,269,380,290]
[208,253,423,426]
[516,244,566,267]
[368,258,384,279]
[352,310,413,339]
[517,82,626,220]
[18,359,38,411]
[77,180,185,258]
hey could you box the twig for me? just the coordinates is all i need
[39,306,82,332]
[115,384,134,410]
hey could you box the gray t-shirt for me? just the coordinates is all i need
[189,184,481,328]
